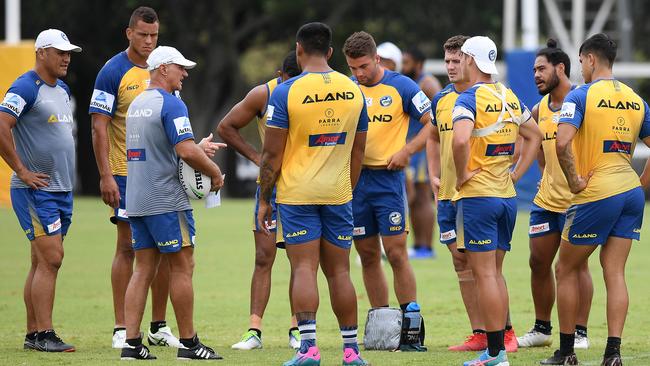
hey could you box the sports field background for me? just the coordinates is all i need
[0,197,649,365]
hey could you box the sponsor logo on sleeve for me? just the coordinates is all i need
[127,148,146,161]
[440,229,457,241]
[529,222,550,235]
[1,93,27,116]
[47,218,62,233]
[412,91,431,113]
[173,116,193,135]
[266,105,275,120]
[308,132,347,147]
[559,102,576,119]
[603,140,632,154]
[90,89,115,113]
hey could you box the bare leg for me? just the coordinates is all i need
[382,233,417,304]
[410,183,435,250]
[124,248,160,339]
[31,234,65,331]
[354,235,389,307]
[447,243,484,330]
[529,233,561,322]
[600,237,632,337]
[555,241,596,335]
[112,221,134,328]
[320,240,357,326]
[167,247,196,339]
[24,242,38,333]
[249,231,278,330]
[150,256,170,322]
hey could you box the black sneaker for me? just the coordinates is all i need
[35,331,75,352]
[23,334,38,350]
[540,349,578,365]
[177,338,223,360]
[601,354,623,366]
[121,343,157,360]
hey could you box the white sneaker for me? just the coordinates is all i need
[574,333,590,349]
[288,329,300,350]
[147,325,182,348]
[231,330,262,350]
[517,328,553,347]
[112,329,126,349]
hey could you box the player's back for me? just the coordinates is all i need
[452,82,530,199]
[560,79,649,204]
[266,71,367,205]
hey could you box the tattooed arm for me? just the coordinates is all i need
[556,123,590,193]
[256,126,288,234]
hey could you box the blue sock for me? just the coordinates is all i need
[340,325,359,354]
[298,320,316,353]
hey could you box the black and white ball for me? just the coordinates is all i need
[178,159,211,200]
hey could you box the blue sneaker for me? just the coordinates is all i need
[463,350,509,366]
[409,247,436,259]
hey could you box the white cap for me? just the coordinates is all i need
[34,29,81,52]
[377,42,402,71]
[461,36,498,75]
[146,46,197,71]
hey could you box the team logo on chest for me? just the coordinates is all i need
[380,95,392,107]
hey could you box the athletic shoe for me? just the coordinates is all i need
[283,346,321,366]
[147,325,181,348]
[505,328,518,353]
[35,331,75,352]
[121,343,157,360]
[23,335,38,350]
[463,349,509,366]
[540,350,578,365]
[448,332,488,351]
[601,354,622,366]
[408,247,436,259]
[177,340,223,360]
[517,328,553,347]
[573,333,589,349]
[289,329,300,350]
[113,329,127,349]
[231,330,262,350]
[342,347,370,365]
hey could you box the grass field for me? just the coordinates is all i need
[0,197,649,365]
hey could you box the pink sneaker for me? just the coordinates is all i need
[283,346,321,366]
[342,347,370,365]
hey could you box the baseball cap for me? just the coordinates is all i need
[147,46,197,71]
[377,42,402,71]
[461,36,498,75]
[34,29,82,52]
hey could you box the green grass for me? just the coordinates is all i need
[0,197,649,365]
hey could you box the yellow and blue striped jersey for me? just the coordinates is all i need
[89,51,150,176]
[534,91,574,212]
[558,79,650,204]
[451,82,531,200]
[356,70,431,166]
[257,77,280,143]
[431,83,460,201]
[266,71,368,205]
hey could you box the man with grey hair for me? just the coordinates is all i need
[120,46,224,360]
[0,28,81,352]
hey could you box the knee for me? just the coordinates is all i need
[254,248,275,270]
[451,253,468,272]
[356,245,381,267]
[554,261,574,281]
[529,253,552,274]
[385,246,408,267]
[41,251,64,272]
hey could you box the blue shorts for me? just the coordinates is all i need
[528,203,566,238]
[277,203,353,249]
[130,210,195,253]
[407,150,429,184]
[110,175,128,224]
[437,200,457,245]
[456,197,517,252]
[11,188,73,241]
[352,169,408,239]
[254,185,284,248]
[562,187,644,245]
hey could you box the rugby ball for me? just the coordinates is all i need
[178,159,211,200]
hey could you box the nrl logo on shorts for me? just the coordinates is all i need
[388,211,402,225]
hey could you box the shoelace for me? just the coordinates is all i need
[47,332,64,343]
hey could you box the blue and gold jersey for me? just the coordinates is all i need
[452,82,531,200]
[266,71,368,205]
[356,70,431,166]
[559,79,650,204]
[89,51,150,176]
[431,83,460,201]
[257,77,280,143]
[534,91,574,212]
